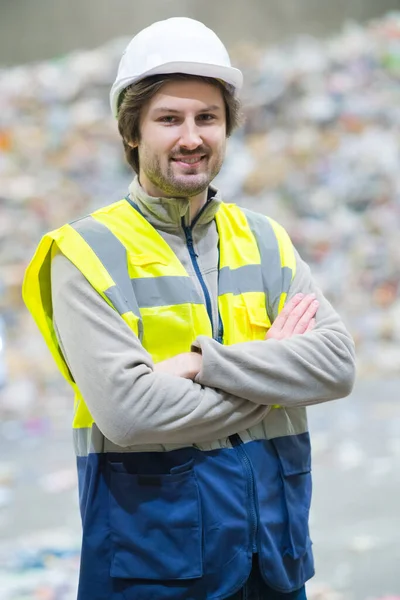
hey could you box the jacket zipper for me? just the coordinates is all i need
[183,216,215,337]
[230,434,258,552]
[127,196,220,340]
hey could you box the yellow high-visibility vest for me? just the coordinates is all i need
[23,199,296,431]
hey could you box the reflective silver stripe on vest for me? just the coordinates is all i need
[73,406,308,457]
[132,276,203,308]
[73,424,190,456]
[282,266,293,296]
[218,264,264,296]
[70,217,143,339]
[242,209,293,320]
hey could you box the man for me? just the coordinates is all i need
[23,17,355,600]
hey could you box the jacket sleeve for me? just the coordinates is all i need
[193,249,356,407]
[50,251,272,447]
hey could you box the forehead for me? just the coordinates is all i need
[147,79,225,112]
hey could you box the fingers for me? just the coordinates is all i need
[292,298,319,335]
[282,294,318,336]
[270,293,308,333]
[306,318,316,332]
[153,353,202,379]
[265,293,319,340]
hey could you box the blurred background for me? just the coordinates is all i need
[1,1,400,599]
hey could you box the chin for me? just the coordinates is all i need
[177,181,210,196]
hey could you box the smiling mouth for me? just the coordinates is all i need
[171,155,206,166]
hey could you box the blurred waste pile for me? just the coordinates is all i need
[1,11,400,599]
[0,532,80,599]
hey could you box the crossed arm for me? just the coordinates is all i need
[51,250,355,447]
[154,292,319,380]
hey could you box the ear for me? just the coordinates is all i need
[124,139,138,149]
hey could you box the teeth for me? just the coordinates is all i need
[175,157,202,164]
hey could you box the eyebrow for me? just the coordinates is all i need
[152,105,222,115]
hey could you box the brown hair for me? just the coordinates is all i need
[117,73,243,173]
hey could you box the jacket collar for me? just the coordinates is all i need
[128,176,222,231]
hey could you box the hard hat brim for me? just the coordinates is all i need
[110,61,243,118]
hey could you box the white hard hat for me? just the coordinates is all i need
[110,17,243,118]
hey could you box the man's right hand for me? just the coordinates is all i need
[153,352,203,380]
[265,293,319,341]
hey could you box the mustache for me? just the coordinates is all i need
[170,146,209,158]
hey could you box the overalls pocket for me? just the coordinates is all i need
[108,458,203,580]
[271,435,312,560]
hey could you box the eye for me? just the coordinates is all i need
[158,116,177,124]
[198,114,216,122]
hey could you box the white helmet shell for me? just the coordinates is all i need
[110,17,243,118]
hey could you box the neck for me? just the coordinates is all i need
[129,176,221,232]
[188,191,208,225]
[138,176,208,226]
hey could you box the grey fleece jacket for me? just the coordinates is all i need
[51,177,356,449]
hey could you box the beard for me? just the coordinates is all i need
[140,145,225,198]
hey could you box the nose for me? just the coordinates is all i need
[179,119,202,151]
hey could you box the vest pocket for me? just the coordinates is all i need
[232,295,270,342]
[271,436,312,560]
[108,459,203,580]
